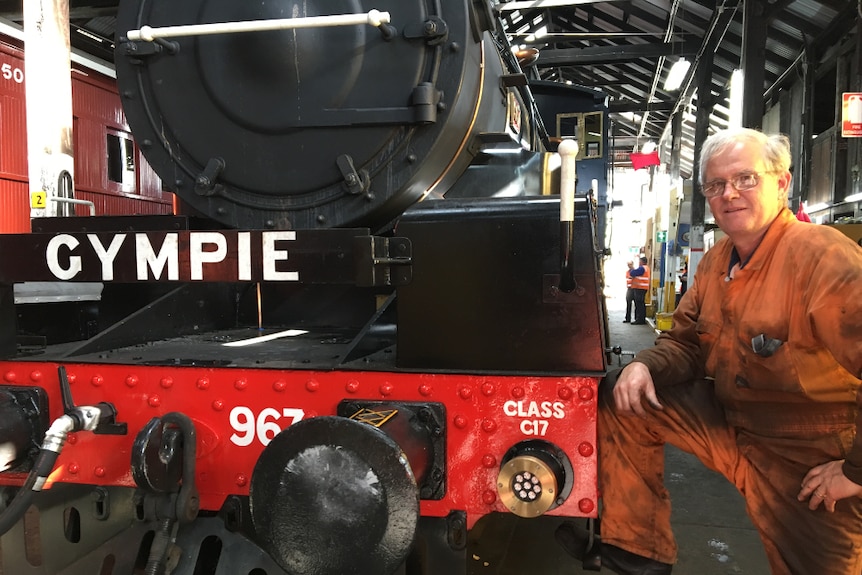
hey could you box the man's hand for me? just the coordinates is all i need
[612,361,663,416]
[797,460,862,512]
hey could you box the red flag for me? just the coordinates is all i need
[630,151,660,170]
[796,202,811,223]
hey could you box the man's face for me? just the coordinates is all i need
[703,139,791,240]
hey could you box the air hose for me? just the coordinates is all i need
[0,404,114,537]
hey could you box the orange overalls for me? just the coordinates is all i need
[599,209,862,575]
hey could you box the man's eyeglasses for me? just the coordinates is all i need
[700,171,776,198]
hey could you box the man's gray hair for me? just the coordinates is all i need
[698,127,791,184]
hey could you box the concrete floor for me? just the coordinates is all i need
[466,292,771,574]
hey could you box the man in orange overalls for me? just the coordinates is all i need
[596,128,862,574]
[623,260,635,323]
[628,256,650,325]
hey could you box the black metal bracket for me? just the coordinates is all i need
[501,73,528,88]
[403,16,449,45]
[284,82,442,127]
[131,412,199,524]
[121,39,179,61]
[336,154,371,195]
[354,235,412,287]
[58,366,127,435]
[195,157,226,197]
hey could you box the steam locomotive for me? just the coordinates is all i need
[0,0,611,573]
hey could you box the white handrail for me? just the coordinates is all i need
[50,197,96,216]
[127,10,391,42]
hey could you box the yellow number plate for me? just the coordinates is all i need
[30,191,47,209]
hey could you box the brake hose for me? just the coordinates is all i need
[0,405,112,537]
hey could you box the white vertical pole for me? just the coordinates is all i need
[25,0,75,219]
[558,139,579,222]
[557,139,579,292]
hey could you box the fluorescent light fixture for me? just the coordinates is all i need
[844,192,862,202]
[663,57,691,91]
[728,69,744,128]
[76,28,105,43]
[498,0,606,10]
[806,202,829,212]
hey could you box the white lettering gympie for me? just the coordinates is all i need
[263,231,298,281]
[190,232,228,280]
[44,231,300,282]
[137,234,179,280]
[46,234,81,280]
[238,232,252,281]
[88,234,125,281]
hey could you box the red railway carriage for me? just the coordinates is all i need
[0,37,171,234]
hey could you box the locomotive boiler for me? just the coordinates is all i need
[0,0,610,573]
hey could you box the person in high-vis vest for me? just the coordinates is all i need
[591,127,862,575]
[628,256,650,325]
[623,261,635,323]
